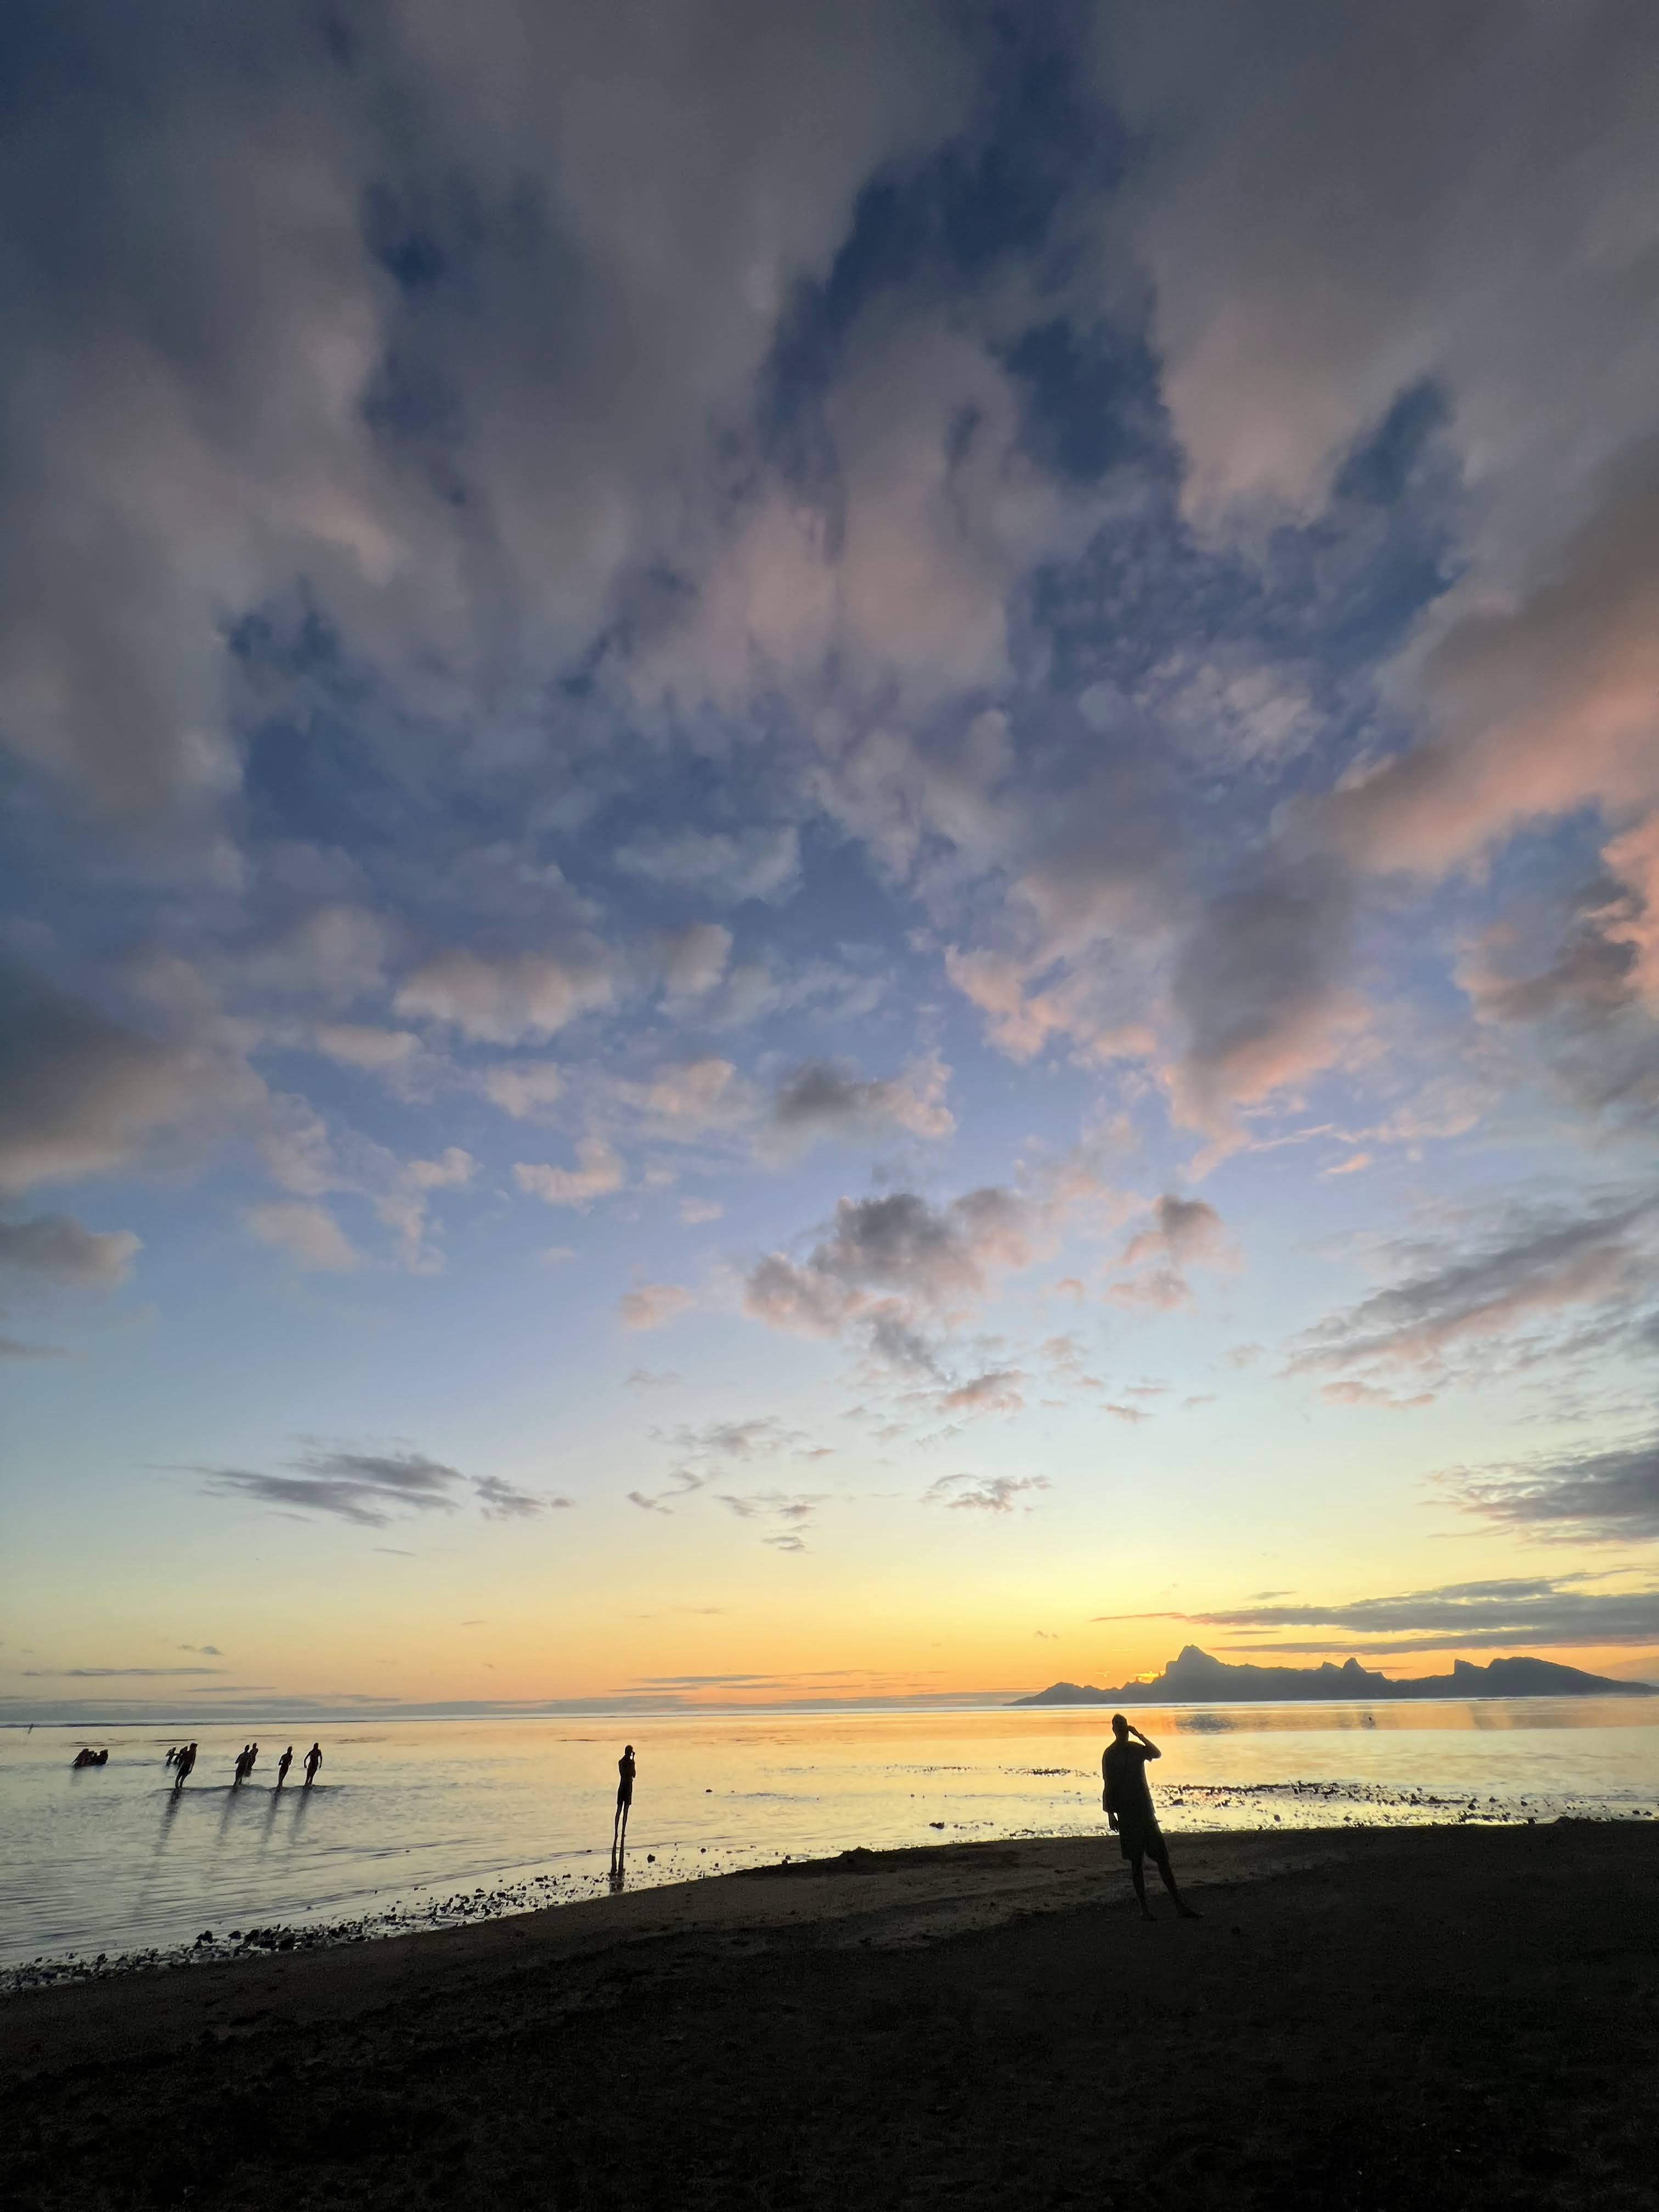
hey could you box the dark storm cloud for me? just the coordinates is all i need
[1447,1431,1659,1543]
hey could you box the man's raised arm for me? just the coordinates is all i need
[1129,1724,1161,1759]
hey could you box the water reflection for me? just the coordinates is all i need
[3,1699,1654,1970]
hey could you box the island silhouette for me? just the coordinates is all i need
[1012,1644,1656,1706]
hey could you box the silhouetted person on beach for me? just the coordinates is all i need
[276,1745,294,1788]
[172,1742,197,1792]
[1103,1714,1199,1922]
[303,1742,322,1787]
[233,1745,250,1786]
[612,1744,636,1864]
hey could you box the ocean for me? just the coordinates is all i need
[4,1699,1656,1978]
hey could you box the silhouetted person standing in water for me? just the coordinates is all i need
[276,1745,294,1788]
[303,1742,322,1787]
[612,1744,636,1864]
[172,1742,197,1793]
[1103,1714,1199,1922]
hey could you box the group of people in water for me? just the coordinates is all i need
[159,1740,323,1791]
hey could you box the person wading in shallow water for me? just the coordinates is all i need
[612,1743,636,1865]
[1103,1713,1199,1922]
[275,1745,294,1788]
[302,1742,323,1787]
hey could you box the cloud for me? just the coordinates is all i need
[936,1368,1027,1418]
[1121,1194,1227,1269]
[369,1147,479,1273]
[611,1057,751,1137]
[1166,861,1367,1142]
[665,1416,800,1461]
[1102,4,1659,533]
[615,825,802,905]
[403,1146,477,1192]
[200,1446,469,1526]
[0,1,975,814]
[1111,1575,1659,1655]
[514,1140,625,1207]
[921,1471,1049,1514]
[481,1063,567,1120]
[625,1368,681,1388]
[1323,448,1659,882]
[246,1200,365,1273]
[1446,1430,1659,1543]
[653,924,735,1002]
[679,1197,723,1226]
[311,1024,421,1072]
[0,1211,139,1288]
[1288,1196,1659,1386]
[714,1487,825,1547]
[746,1185,1043,1340]
[617,1280,692,1331]
[0,1335,69,1359]
[0,960,254,1196]
[1108,1192,1232,1311]
[395,949,616,1045]
[21,1665,228,1679]
[765,1054,954,1155]
[474,1474,573,1520]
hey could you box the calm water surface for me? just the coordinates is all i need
[3,1700,1656,1971]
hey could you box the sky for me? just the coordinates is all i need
[3,1,1657,1719]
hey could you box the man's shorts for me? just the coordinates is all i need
[1116,1816,1162,1861]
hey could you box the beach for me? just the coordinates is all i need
[3,1821,1655,2209]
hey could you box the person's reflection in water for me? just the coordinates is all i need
[1102,1714,1199,1922]
[611,1743,636,1870]
[607,1861,627,1894]
[217,1777,242,1845]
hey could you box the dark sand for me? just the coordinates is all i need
[3,1822,1656,2209]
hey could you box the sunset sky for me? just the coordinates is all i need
[3,1,1657,1719]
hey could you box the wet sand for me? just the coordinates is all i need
[3,1822,1656,2209]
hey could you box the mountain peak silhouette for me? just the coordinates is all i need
[1012,1646,1654,1706]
